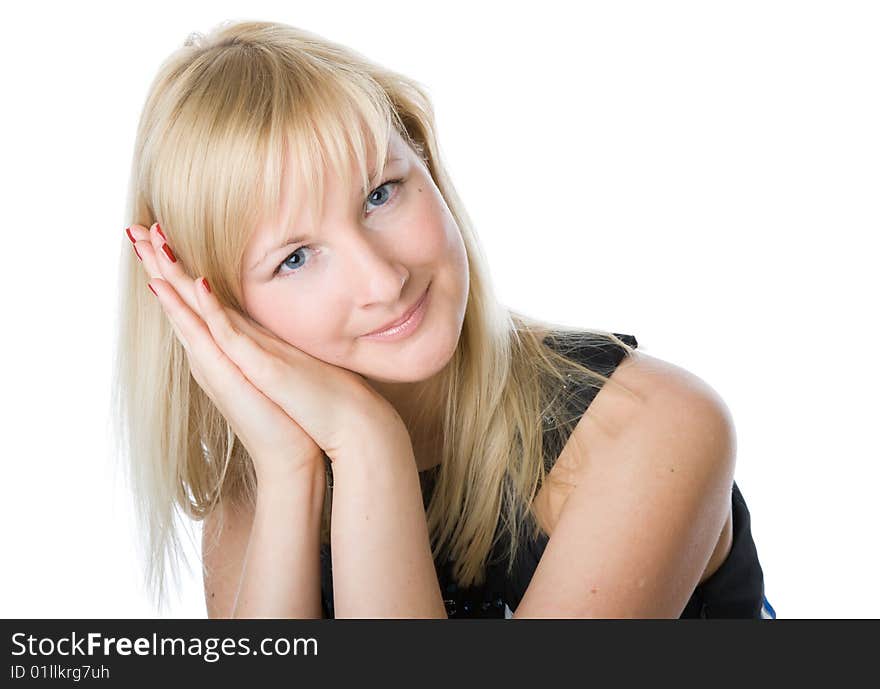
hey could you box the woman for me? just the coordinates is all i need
[112,19,774,619]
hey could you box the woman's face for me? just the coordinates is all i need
[240,129,469,385]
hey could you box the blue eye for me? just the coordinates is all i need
[365,178,403,211]
[273,178,404,278]
[274,245,314,277]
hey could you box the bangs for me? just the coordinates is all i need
[255,66,399,248]
[145,27,417,286]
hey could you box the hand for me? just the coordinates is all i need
[126,222,404,472]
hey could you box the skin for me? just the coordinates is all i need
[126,129,469,617]
[126,156,456,617]
[126,130,734,617]
[239,128,470,447]
[131,128,469,468]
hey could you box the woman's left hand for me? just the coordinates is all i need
[125,222,409,462]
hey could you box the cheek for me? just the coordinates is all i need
[402,185,461,261]
[243,288,347,352]
[425,188,468,277]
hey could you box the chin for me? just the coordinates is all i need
[361,327,460,385]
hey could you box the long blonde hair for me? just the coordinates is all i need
[110,19,638,613]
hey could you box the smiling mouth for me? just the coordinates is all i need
[364,286,429,335]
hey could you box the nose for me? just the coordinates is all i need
[340,223,409,306]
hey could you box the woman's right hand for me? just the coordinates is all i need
[126,224,325,481]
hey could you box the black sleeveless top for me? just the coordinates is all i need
[319,332,774,619]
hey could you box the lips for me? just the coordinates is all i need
[364,285,430,336]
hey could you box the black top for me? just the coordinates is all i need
[319,332,771,618]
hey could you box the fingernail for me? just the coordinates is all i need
[161,242,177,263]
[156,223,167,242]
[125,227,136,244]
[133,245,142,261]
[201,277,212,294]
[147,283,157,297]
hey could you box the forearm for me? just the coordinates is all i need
[232,462,327,618]
[329,433,447,618]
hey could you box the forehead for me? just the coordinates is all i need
[243,128,413,271]
[285,126,409,201]
[280,127,410,216]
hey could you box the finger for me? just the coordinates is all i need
[127,224,294,359]
[146,276,310,462]
[126,223,300,356]
[126,224,153,275]
[149,276,257,394]
[126,224,161,277]
[146,277,193,352]
[192,274,311,396]
[127,223,202,316]
[125,223,189,309]
[191,274,283,369]
[145,222,203,314]
[192,274,341,445]
[224,309,300,360]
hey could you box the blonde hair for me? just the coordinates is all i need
[110,19,639,613]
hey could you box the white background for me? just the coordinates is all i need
[1,1,877,619]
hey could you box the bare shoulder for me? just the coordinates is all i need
[549,347,735,476]
[535,349,736,570]
[611,350,737,482]
[607,348,733,421]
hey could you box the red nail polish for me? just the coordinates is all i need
[161,242,177,263]
[133,245,142,261]
[125,227,136,244]
[201,277,212,294]
[156,223,167,242]
[148,283,157,297]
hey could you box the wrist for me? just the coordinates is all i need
[328,425,415,477]
[255,459,327,516]
[255,452,328,491]
[325,390,412,464]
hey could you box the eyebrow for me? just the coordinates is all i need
[249,154,405,272]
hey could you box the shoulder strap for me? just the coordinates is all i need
[543,331,638,377]
[613,332,639,348]
[540,330,638,474]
